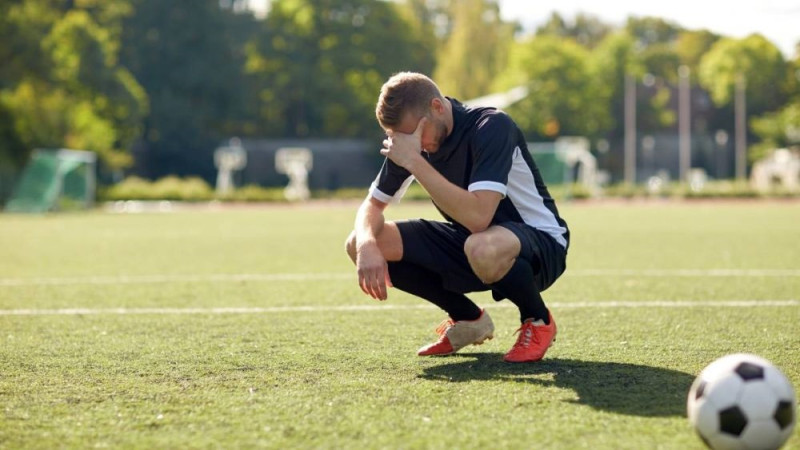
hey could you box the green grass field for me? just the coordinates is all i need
[1,200,799,449]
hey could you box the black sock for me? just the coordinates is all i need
[387,261,481,321]
[490,258,549,324]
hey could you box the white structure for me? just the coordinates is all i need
[554,136,600,196]
[467,89,602,196]
[275,147,313,201]
[465,86,529,109]
[750,148,800,192]
[214,138,247,195]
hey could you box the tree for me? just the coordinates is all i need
[494,35,609,139]
[45,10,147,167]
[625,16,682,49]
[698,34,788,116]
[590,31,643,138]
[748,52,800,161]
[536,12,611,49]
[0,1,147,171]
[675,29,720,73]
[119,0,257,179]
[433,0,515,100]
[750,103,800,161]
[245,0,434,138]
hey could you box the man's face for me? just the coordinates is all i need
[392,111,448,153]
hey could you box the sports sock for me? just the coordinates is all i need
[490,258,550,324]
[387,261,481,321]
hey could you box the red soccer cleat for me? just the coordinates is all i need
[503,312,557,363]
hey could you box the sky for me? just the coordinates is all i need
[248,0,799,58]
[498,0,799,58]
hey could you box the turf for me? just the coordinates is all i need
[1,201,798,449]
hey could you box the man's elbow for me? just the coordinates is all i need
[464,216,493,234]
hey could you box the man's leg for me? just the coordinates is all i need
[464,226,549,323]
[346,220,494,355]
[387,261,481,321]
[464,225,559,362]
[345,224,478,319]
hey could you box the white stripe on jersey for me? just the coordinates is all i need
[468,180,507,196]
[506,146,568,248]
[369,175,415,204]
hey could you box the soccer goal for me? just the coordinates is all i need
[4,149,97,213]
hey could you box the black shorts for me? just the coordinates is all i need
[395,219,567,294]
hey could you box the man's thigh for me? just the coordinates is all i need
[497,222,567,292]
[395,219,487,293]
[374,221,403,261]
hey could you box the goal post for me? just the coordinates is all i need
[4,149,97,213]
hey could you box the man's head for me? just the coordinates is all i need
[375,72,451,152]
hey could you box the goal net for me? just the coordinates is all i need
[4,149,96,213]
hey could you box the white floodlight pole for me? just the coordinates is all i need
[735,73,747,180]
[624,74,637,184]
[678,65,691,182]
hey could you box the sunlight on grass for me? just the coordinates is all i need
[1,202,798,448]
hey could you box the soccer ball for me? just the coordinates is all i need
[687,353,796,450]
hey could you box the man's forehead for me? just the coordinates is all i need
[388,112,423,135]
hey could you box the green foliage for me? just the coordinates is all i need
[0,1,146,171]
[312,187,369,200]
[601,180,775,199]
[698,34,788,114]
[625,16,683,48]
[590,32,643,137]
[618,22,684,132]
[750,102,800,161]
[0,99,27,168]
[496,36,609,139]
[675,180,762,199]
[119,0,257,178]
[536,12,612,49]
[217,185,288,202]
[2,0,798,185]
[433,0,515,100]
[245,0,434,139]
[640,44,682,85]
[675,29,720,73]
[102,176,214,201]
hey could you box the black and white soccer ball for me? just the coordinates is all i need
[687,353,796,450]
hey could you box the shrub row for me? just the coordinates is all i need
[99,176,798,203]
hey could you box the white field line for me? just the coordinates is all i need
[0,273,353,287]
[0,300,797,316]
[569,269,800,277]
[1,269,799,287]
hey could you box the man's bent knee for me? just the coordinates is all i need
[464,227,520,283]
[343,224,404,264]
[345,230,357,264]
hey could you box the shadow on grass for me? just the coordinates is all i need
[419,354,694,417]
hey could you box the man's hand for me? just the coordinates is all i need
[356,240,393,301]
[380,117,427,170]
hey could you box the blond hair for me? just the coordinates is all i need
[375,72,443,129]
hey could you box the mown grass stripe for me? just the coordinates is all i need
[1,300,797,316]
[570,269,800,277]
[0,273,354,286]
[1,269,799,287]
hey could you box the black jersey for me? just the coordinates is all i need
[369,98,569,249]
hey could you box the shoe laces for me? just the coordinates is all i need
[435,318,455,336]
[512,322,539,349]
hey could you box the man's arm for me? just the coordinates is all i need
[354,196,392,300]
[408,161,501,233]
[382,118,502,233]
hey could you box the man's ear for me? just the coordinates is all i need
[430,97,444,115]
